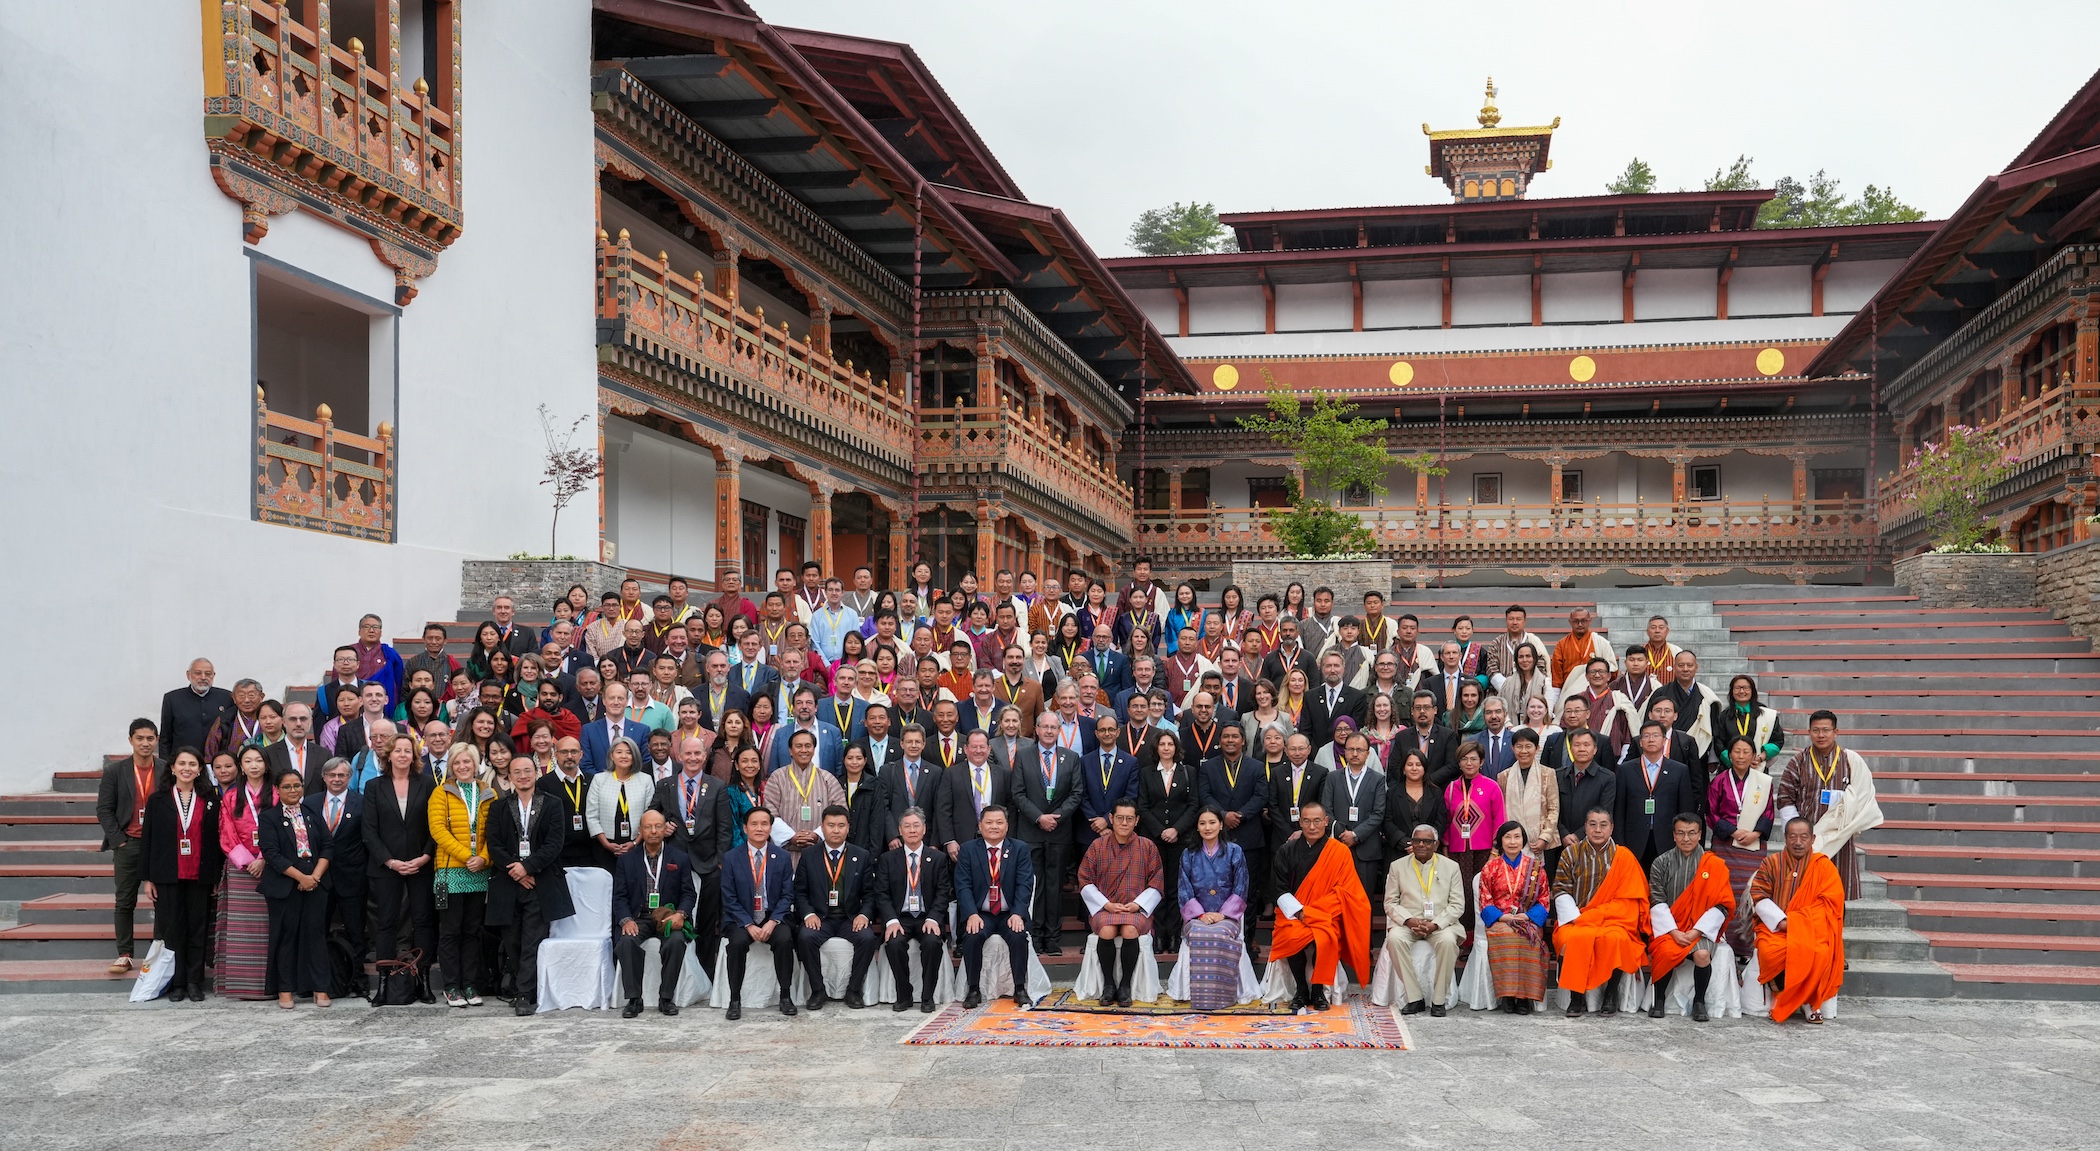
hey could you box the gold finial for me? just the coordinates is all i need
[657,249,668,265]
[346,37,364,59]
[316,402,334,422]
[1477,77,1500,129]
[377,420,393,439]
[597,227,607,240]
[616,227,630,242]
[413,77,429,96]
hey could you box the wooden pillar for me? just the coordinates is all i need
[1166,465,1185,512]
[808,477,836,578]
[1175,287,1189,338]
[1717,264,1734,320]
[1026,533,1045,590]
[1811,262,1829,317]
[975,498,999,588]
[887,515,909,590]
[809,302,832,357]
[1550,459,1564,507]
[1440,272,1453,329]
[713,246,740,309]
[714,447,744,582]
[1792,454,1809,509]
[975,326,996,408]
[1351,264,1364,332]
[1530,270,1543,326]
[1262,276,1276,335]
[1415,469,1429,509]
[1622,258,1639,324]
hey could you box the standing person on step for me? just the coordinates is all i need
[139,748,222,1002]
[487,755,573,1016]
[1771,710,1882,900]
[1551,608,1617,700]
[100,718,163,976]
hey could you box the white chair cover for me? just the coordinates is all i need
[1454,873,1504,1010]
[815,936,876,999]
[1259,956,1354,1004]
[1074,935,1166,1003]
[870,935,957,1005]
[1367,936,1443,1007]
[1738,953,1837,1020]
[947,879,1053,1003]
[538,869,616,1011]
[707,938,809,1009]
[638,936,712,1007]
[1546,970,1646,1013]
[1163,936,1263,1006]
[1639,939,1742,1019]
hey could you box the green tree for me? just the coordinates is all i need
[1236,375,1394,557]
[1757,169,1925,228]
[1705,154,1757,191]
[1605,158,1656,196]
[1127,201,1233,255]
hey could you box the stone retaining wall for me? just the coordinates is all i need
[460,560,628,616]
[1892,552,2037,608]
[2037,538,2100,641]
[1229,559,1392,609]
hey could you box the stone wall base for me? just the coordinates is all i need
[460,560,628,617]
[1229,559,1392,610]
[1892,552,2037,609]
[2037,539,2100,641]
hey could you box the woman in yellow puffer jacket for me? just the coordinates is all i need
[428,744,493,1007]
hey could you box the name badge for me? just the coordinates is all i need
[1289,806,1300,822]
[647,892,660,910]
[828,890,840,908]
[800,805,813,823]
[519,840,530,859]
[1348,806,1359,823]
[178,837,193,857]
[251,829,261,847]
[1820,788,1838,806]
[1644,798,1655,815]
[572,813,584,832]
[616,820,630,839]
[906,895,922,913]
[1422,904,1434,919]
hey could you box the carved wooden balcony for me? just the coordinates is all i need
[918,399,1137,540]
[254,389,395,542]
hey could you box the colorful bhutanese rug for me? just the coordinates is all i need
[900,996,1413,1050]
[1028,989,1290,1016]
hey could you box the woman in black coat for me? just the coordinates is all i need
[258,767,334,1008]
[838,744,889,852]
[361,732,438,997]
[139,748,223,1002]
[1137,730,1199,955]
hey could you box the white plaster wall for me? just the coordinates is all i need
[1823,259,1906,314]
[0,5,598,787]
[604,418,716,579]
[1450,274,1530,327]
[1188,285,1266,334]
[1275,281,1353,332]
[1728,265,1811,316]
[1541,271,1619,324]
[1361,278,1441,329]
[1126,287,1180,334]
[1634,268,1717,321]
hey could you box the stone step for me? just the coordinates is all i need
[1839,924,1939,964]
[1754,656,2100,673]
[1880,796,2100,821]
[1841,957,1959,999]
[17,894,150,927]
[1899,901,2100,937]
[0,959,138,996]
[1921,931,2100,967]
[1941,962,2100,1000]
[1875,771,2100,796]
[0,864,115,901]
[1786,709,2100,731]
[1862,842,2100,877]
[0,923,129,961]
[51,772,99,796]
[1878,870,2100,902]
[1831,732,2100,752]
[0,817,101,841]
[1733,623,2081,639]
[0,794,98,817]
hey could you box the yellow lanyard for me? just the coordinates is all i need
[1411,856,1435,901]
[1809,745,1842,789]
[1221,756,1243,792]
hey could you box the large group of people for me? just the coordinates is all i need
[102,560,1871,1024]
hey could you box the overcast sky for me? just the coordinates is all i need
[760,0,2100,255]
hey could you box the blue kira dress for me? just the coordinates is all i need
[1178,841,1250,1010]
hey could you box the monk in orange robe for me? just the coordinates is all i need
[1747,817,1846,1023]
[1552,808,1648,1017]
[1646,813,1735,1021]
[1268,800,1371,1013]
[1549,607,1614,694]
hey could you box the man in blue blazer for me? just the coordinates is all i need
[1077,714,1141,849]
[953,805,1036,1009]
[580,683,652,776]
[727,632,779,700]
[766,687,845,777]
[816,670,869,745]
[719,806,799,1019]
[303,759,367,980]
[1084,624,1132,700]
[612,809,695,1018]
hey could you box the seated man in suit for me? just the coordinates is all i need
[954,805,1037,1009]
[795,805,879,1010]
[613,809,695,1018]
[878,807,952,1013]
[719,806,799,1019]
[486,756,576,1017]
[1383,824,1466,1017]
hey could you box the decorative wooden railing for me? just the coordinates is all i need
[1878,387,2100,527]
[597,231,915,461]
[1135,497,1876,574]
[919,400,1136,537]
[254,389,395,542]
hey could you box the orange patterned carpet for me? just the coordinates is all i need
[900,996,1413,1049]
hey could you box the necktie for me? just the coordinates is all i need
[943,735,954,763]
[326,795,342,831]
[829,848,840,867]
[683,777,697,821]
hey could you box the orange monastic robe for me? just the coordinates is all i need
[1556,846,1649,993]
[1753,850,1847,1022]
[1649,855,1735,983]
[1268,835,1372,989]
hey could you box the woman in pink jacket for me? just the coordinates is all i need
[214,745,275,999]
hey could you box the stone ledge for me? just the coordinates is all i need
[1892,551,2037,609]
[1229,559,1393,610]
[460,560,629,617]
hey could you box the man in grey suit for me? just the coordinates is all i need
[1013,710,1084,955]
[1319,730,1388,898]
[881,725,944,849]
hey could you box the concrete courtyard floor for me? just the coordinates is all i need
[1,993,2091,1150]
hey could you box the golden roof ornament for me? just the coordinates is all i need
[1478,77,1501,129]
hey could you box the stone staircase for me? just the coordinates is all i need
[1718,589,2100,1000]
[1590,589,1749,685]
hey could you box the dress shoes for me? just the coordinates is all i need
[844,990,867,1009]
[1648,1001,1667,1019]
[1566,999,1586,1018]
[1597,1002,1619,1018]
[1288,992,1308,1012]
[725,1000,743,1021]
[1400,999,1426,1015]
[1307,988,1330,1012]
[1430,1003,1447,1018]
[1115,987,1134,1009]
[892,996,913,1012]
[622,1000,643,1019]
[659,1002,679,1017]
[1692,1003,1710,1023]
[806,990,827,1011]
[779,997,798,1016]
[514,1000,536,1017]
[163,986,188,1003]
[919,996,937,1013]
[963,990,983,1009]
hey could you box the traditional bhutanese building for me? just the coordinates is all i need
[1807,70,2100,556]
[1108,82,1940,587]
[589,0,1186,593]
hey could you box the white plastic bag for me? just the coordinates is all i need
[129,940,177,1002]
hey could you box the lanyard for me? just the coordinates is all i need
[1410,856,1435,902]
[615,787,630,821]
[787,764,818,808]
[1809,745,1842,788]
[905,848,920,894]
[971,763,991,807]
[750,848,766,909]
[1222,756,1243,792]
[644,847,664,894]
[133,762,155,812]
[998,677,1024,704]
[1098,753,1116,792]
[1040,750,1057,795]
[461,783,479,837]
[1343,768,1368,807]
[517,795,532,840]
[1289,765,1308,806]
[174,788,197,836]
[823,845,846,892]
[562,773,583,812]
[1190,722,1218,759]
[832,701,851,732]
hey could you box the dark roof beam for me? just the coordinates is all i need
[768,170,865,190]
[1017,285,1083,310]
[675,97,781,119]
[724,135,822,154]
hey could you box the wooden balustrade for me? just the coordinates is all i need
[918,401,1135,534]
[253,388,395,542]
[598,232,914,457]
[1877,388,2100,524]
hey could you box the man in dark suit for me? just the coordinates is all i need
[876,808,952,1012]
[1078,715,1141,851]
[1320,731,1389,897]
[1474,699,1517,777]
[1258,617,1317,688]
[1553,728,1617,877]
[304,759,368,975]
[882,726,943,849]
[693,652,752,734]
[728,633,779,700]
[1301,651,1369,752]
[1198,723,1269,916]
[1175,691,1228,771]
[1013,711,1083,955]
[264,703,328,793]
[720,806,799,1019]
[1538,696,1592,772]
[1639,696,1710,818]
[99,719,161,971]
[1211,649,1257,722]
[612,808,695,1017]
[1394,690,1458,787]
[1085,624,1132,700]
[540,737,595,867]
[794,805,879,1009]
[486,757,575,1015]
[955,673,1007,738]
[580,683,653,776]
[953,805,1036,1008]
[651,735,730,978]
[1612,721,1696,868]
[850,704,903,783]
[1421,642,1470,725]
[937,731,1010,861]
[313,648,366,727]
